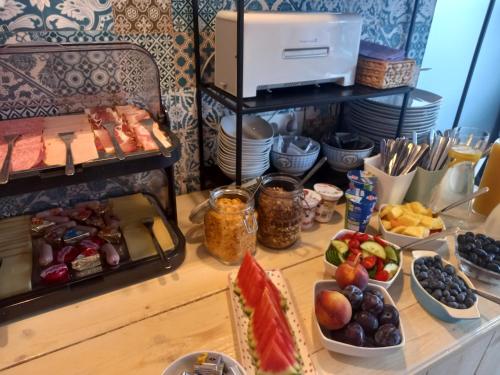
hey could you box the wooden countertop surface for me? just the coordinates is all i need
[0,191,499,374]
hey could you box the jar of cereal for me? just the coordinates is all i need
[257,173,303,249]
[204,186,257,264]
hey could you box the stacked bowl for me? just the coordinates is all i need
[217,115,273,180]
[345,89,442,148]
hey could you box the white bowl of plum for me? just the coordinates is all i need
[313,280,405,357]
[455,231,500,286]
[411,251,480,322]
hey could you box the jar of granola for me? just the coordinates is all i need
[257,174,303,249]
[204,186,257,264]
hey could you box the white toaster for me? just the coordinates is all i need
[215,11,363,98]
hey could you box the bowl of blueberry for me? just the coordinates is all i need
[455,231,500,285]
[411,251,480,322]
[314,280,405,357]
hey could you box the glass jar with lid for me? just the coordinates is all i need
[204,186,257,264]
[257,173,303,249]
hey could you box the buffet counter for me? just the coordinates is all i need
[1,191,499,374]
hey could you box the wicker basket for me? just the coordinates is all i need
[356,57,415,89]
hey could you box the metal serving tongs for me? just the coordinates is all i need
[102,121,126,160]
[142,218,171,270]
[434,187,490,215]
[0,134,19,184]
[399,227,460,251]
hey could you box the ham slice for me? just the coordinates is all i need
[134,124,157,151]
[114,124,137,153]
[115,105,171,151]
[93,128,114,154]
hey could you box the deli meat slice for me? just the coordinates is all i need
[115,105,171,151]
[93,128,114,154]
[0,118,45,172]
[11,133,45,171]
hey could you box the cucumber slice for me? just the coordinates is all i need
[384,245,399,264]
[362,249,372,259]
[331,239,349,254]
[384,262,399,278]
[360,241,386,260]
[368,267,377,278]
[325,246,341,266]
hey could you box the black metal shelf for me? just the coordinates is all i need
[201,82,413,114]
[193,1,419,187]
[0,131,181,198]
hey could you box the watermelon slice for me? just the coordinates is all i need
[255,325,296,363]
[252,289,290,336]
[257,338,300,375]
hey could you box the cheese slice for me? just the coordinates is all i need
[121,223,157,261]
[0,216,31,258]
[152,216,174,251]
[110,194,174,260]
[0,253,32,299]
[43,114,99,166]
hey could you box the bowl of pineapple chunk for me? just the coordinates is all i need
[378,202,446,250]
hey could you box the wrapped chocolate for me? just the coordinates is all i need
[75,200,101,212]
[35,207,64,219]
[45,215,70,224]
[78,237,104,252]
[57,245,80,263]
[98,227,121,244]
[68,208,93,223]
[74,225,98,236]
[73,265,103,278]
[71,248,101,271]
[62,228,90,244]
[31,217,56,236]
[84,214,105,229]
[40,263,69,283]
[103,213,120,229]
[36,239,54,267]
[101,243,120,266]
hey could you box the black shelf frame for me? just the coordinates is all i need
[0,42,186,323]
[192,1,419,188]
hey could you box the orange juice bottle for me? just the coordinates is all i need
[473,139,500,216]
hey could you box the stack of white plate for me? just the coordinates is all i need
[345,89,442,147]
[217,115,274,180]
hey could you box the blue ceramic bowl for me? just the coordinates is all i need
[322,133,374,172]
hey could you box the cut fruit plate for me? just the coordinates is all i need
[228,253,315,375]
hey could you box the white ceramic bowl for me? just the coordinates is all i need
[162,351,246,375]
[411,251,480,322]
[377,204,447,251]
[220,115,274,142]
[313,280,405,357]
[323,229,403,289]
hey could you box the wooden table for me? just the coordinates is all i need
[0,191,499,374]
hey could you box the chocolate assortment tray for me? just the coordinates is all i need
[0,193,185,322]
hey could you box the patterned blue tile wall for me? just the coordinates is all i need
[0,0,436,216]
